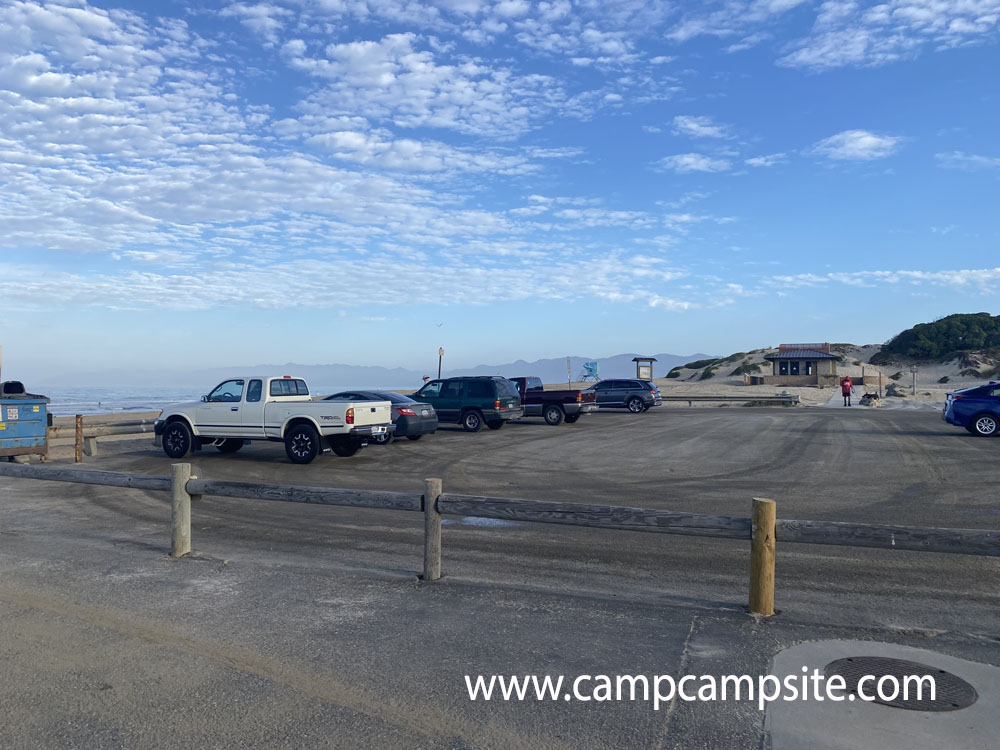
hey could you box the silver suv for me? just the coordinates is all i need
[584,379,662,413]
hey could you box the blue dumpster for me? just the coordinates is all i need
[0,381,50,460]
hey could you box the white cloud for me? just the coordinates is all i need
[667,0,1000,69]
[655,153,733,173]
[935,151,1000,170]
[726,32,771,52]
[282,33,573,138]
[778,0,1000,69]
[301,126,536,174]
[745,152,787,167]
[219,3,290,46]
[667,0,808,42]
[672,115,730,139]
[0,251,700,313]
[554,208,658,228]
[769,268,1000,291]
[810,130,902,160]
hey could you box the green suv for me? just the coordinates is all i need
[414,376,523,432]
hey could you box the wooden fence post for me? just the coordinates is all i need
[423,478,442,581]
[749,497,776,616]
[74,415,83,464]
[171,463,193,557]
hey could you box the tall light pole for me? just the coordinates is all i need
[438,347,444,379]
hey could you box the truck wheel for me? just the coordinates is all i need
[564,414,580,424]
[543,405,564,426]
[215,439,244,453]
[285,424,321,464]
[486,419,504,430]
[330,437,364,457]
[163,421,193,459]
[462,410,483,432]
[627,397,644,413]
[406,435,423,441]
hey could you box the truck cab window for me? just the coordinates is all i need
[247,380,262,403]
[208,380,245,402]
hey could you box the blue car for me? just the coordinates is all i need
[943,382,1000,436]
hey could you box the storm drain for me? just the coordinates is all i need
[824,656,978,711]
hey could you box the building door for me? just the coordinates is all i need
[790,361,800,376]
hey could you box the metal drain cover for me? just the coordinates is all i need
[824,656,978,711]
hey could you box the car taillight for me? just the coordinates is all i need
[576,392,582,403]
[397,407,415,416]
[494,399,501,409]
[650,390,656,396]
[346,407,354,425]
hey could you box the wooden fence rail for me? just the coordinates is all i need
[47,419,158,440]
[42,416,159,463]
[0,461,172,492]
[1,462,997,617]
[185,478,422,512]
[437,494,751,539]
[775,518,1000,557]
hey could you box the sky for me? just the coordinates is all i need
[0,0,998,382]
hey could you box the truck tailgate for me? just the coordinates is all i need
[351,401,392,426]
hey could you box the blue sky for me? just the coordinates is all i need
[1,0,998,381]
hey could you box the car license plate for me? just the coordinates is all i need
[421,410,429,416]
[372,426,386,434]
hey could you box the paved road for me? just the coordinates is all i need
[0,406,997,748]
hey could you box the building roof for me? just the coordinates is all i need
[764,349,839,360]
[778,342,830,354]
[632,356,657,362]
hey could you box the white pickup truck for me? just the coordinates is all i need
[153,376,394,464]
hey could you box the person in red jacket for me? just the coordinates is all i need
[840,375,855,406]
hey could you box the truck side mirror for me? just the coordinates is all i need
[201,395,208,402]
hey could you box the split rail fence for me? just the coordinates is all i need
[46,418,157,462]
[0,462,997,617]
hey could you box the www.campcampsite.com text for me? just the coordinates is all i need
[465,668,936,712]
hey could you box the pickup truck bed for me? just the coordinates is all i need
[509,377,598,426]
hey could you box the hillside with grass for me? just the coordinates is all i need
[871,313,1000,376]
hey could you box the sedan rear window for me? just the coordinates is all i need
[380,392,416,404]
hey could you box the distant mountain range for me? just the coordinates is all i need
[40,352,716,389]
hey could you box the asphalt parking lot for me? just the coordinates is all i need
[1,406,997,748]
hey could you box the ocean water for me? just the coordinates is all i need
[35,385,411,416]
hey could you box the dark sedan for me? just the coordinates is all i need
[324,390,438,444]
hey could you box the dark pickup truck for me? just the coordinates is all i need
[509,377,599,426]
